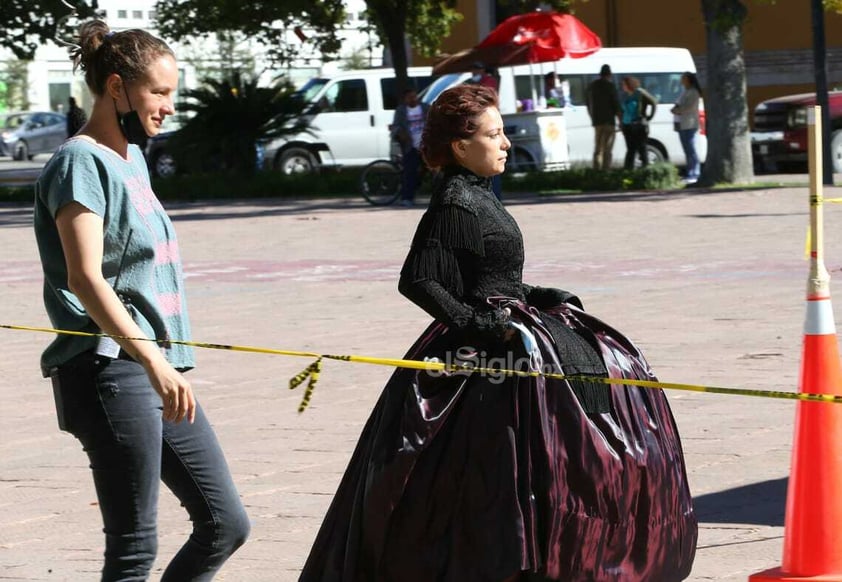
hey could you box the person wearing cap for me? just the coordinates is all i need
[586,64,622,170]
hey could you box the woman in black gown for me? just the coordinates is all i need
[299,85,697,582]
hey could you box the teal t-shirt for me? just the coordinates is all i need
[33,137,194,375]
[621,90,643,125]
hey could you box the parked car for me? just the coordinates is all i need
[0,111,67,160]
[144,130,266,178]
[145,131,178,178]
[751,90,842,173]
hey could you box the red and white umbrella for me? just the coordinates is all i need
[433,11,602,75]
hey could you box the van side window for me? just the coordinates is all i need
[641,73,684,104]
[325,79,368,112]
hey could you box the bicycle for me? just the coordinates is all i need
[360,152,438,206]
[359,157,404,206]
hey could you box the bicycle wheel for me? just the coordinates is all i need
[360,160,402,206]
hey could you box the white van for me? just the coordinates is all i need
[263,67,434,173]
[422,47,707,170]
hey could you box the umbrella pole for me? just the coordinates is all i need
[529,62,539,108]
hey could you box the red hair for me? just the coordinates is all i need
[421,84,499,169]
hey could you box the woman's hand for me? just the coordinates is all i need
[143,358,196,424]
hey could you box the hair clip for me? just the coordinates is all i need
[54,0,81,51]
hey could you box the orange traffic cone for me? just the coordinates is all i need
[749,292,842,581]
[750,105,842,581]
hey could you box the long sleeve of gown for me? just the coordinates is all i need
[399,203,508,338]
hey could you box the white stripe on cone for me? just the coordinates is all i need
[805,297,837,335]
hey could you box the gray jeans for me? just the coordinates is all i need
[51,352,250,581]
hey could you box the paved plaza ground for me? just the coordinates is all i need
[2,183,842,581]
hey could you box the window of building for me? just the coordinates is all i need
[132,10,143,19]
[117,9,127,18]
[149,10,157,20]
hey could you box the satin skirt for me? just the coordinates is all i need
[299,300,697,582]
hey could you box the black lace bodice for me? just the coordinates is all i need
[398,167,530,337]
[398,166,609,409]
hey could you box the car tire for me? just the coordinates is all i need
[645,143,665,165]
[831,130,842,174]
[152,151,178,178]
[276,147,316,175]
[12,141,29,162]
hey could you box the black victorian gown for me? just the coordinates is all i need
[299,167,697,582]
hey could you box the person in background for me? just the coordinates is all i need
[543,72,564,108]
[671,71,703,184]
[66,96,88,137]
[391,88,430,206]
[586,64,622,170]
[33,19,249,580]
[620,75,658,169]
[468,61,499,92]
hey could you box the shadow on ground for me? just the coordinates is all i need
[693,477,787,527]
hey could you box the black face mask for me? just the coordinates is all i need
[115,85,148,149]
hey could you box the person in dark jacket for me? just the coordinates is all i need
[66,96,87,137]
[586,64,621,170]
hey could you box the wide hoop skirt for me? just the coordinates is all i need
[300,299,697,582]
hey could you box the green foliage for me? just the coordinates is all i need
[342,48,373,70]
[0,0,98,60]
[1,59,31,111]
[405,2,464,59]
[152,0,346,65]
[503,163,682,193]
[167,73,309,176]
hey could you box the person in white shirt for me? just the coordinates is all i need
[670,72,703,183]
[391,89,430,206]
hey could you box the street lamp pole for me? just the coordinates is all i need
[811,0,833,185]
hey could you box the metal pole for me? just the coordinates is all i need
[811,0,833,185]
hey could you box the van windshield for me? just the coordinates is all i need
[295,78,330,105]
[420,73,466,105]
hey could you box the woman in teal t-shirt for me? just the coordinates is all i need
[33,20,249,580]
[620,76,657,170]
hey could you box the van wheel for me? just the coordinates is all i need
[831,130,842,174]
[277,148,316,175]
[644,143,665,165]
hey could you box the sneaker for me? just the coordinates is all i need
[398,199,414,207]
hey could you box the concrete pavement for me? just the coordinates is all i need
[2,184,842,581]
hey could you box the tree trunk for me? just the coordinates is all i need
[369,3,410,94]
[699,0,754,185]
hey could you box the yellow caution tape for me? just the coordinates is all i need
[4,323,842,411]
